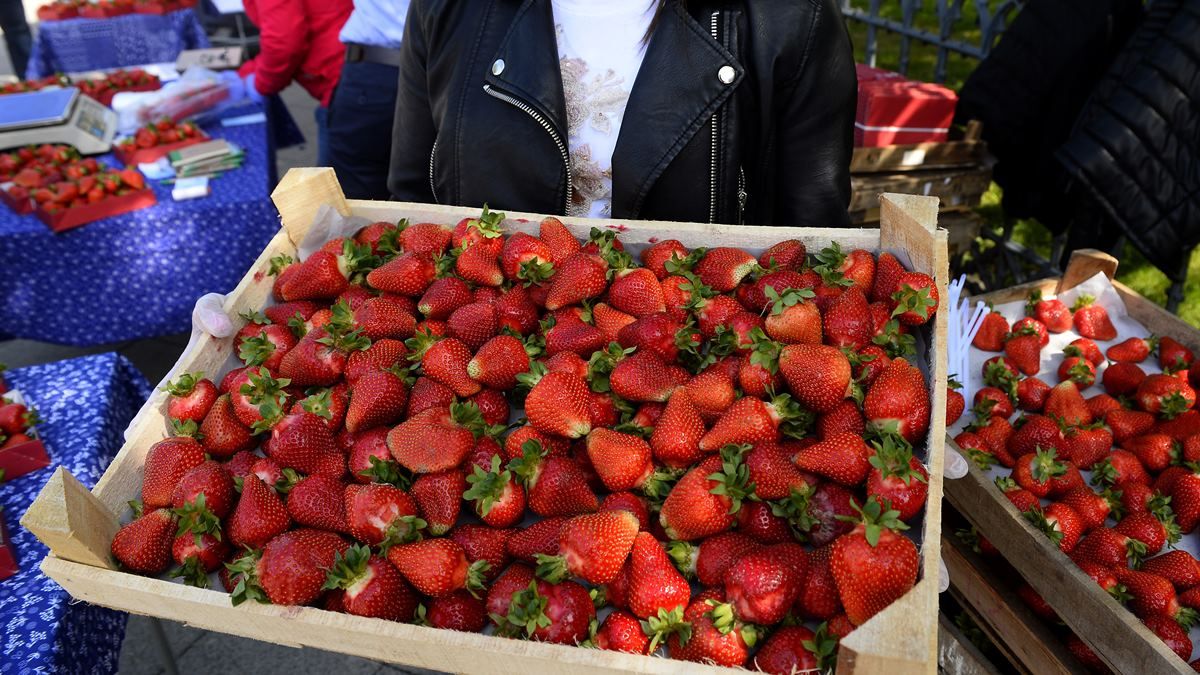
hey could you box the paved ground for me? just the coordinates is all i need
[0,24,441,674]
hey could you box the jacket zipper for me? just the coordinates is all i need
[428,139,439,204]
[483,83,573,215]
[737,166,747,224]
[708,11,720,224]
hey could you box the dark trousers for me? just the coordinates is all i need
[326,61,399,200]
[0,0,31,78]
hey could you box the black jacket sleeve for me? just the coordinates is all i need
[388,0,437,202]
[772,0,856,228]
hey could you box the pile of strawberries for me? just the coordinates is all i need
[111,210,938,672]
[76,68,161,106]
[1,145,104,214]
[0,366,41,461]
[0,75,67,96]
[26,167,146,214]
[952,289,1200,670]
[116,118,203,155]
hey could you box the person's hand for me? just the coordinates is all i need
[244,73,264,104]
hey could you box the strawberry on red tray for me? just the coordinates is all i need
[114,118,205,165]
[109,211,941,667]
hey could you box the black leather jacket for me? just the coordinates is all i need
[388,0,857,227]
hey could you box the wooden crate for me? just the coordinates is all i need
[848,165,992,217]
[850,122,986,175]
[944,250,1200,675]
[22,167,949,675]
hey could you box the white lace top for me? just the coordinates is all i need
[552,0,656,218]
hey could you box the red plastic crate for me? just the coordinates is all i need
[0,516,16,581]
[112,133,208,165]
[0,188,33,215]
[855,79,958,147]
[35,189,157,233]
[0,436,49,482]
[78,4,132,18]
[36,5,78,20]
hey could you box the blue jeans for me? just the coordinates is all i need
[326,61,399,200]
[314,105,330,168]
[0,0,32,78]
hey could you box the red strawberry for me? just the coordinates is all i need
[1104,361,1147,396]
[1137,373,1196,418]
[700,395,800,451]
[1087,393,1123,419]
[449,524,512,583]
[169,530,229,587]
[495,285,540,335]
[650,388,706,469]
[606,267,665,318]
[286,474,348,532]
[352,297,416,341]
[455,241,504,287]
[695,247,757,293]
[1141,550,1200,590]
[278,250,349,301]
[1013,447,1068,498]
[972,311,1010,352]
[821,286,874,350]
[723,544,805,625]
[1143,614,1194,662]
[778,344,851,413]
[1068,338,1106,366]
[1044,381,1093,426]
[164,372,217,423]
[366,251,437,296]
[545,252,608,310]
[264,410,344,477]
[585,428,655,492]
[812,242,874,295]
[172,460,235,528]
[865,435,929,521]
[535,510,639,585]
[343,482,422,549]
[973,386,1014,420]
[396,221,452,255]
[795,545,842,620]
[754,625,835,675]
[344,338,407,384]
[507,518,569,563]
[500,231,555,283]
[388,403,485,473]
[763,287,822,345]
[496,578,594,644]
[744,442,813,501]
[1072,295,1118,340]
[871,252,905,303]
[111,508,175,574]
[1114,568,1196,626]
[463,455,526,528]
[230,528,349,606]
[1092,449,1151,490]
[387,538,487,598]
[660,448,753,541]
[425,590,487,632]
[1107,408,1156,443]
[863,357,931,444]
[418,277,473,319]
[464,335,530,390]
[1115,510,1177,555]
[141,437,206,509]
[521,366,592,438]
[538,216,582,264]
[890,271,938,326]
[666,592,756,668]
[411,469,466,535]
[609,351,680,403]
[197,395,255,458]
[509,441,598,517]
[830,497,919,626]
[345,368,409,432]
[640,239,689,280]
[1004,330,1042,376]
[1026,502,1084,552]
[1027,289,1072,333]
[323,544,418,620]
[1159,336,1195,371]
[1058,355,1097,388]
[1125,434,1178,473]
[1062,424,1113,469]
[591,610,650,654]
[793,432,872,487]
[227,474,291,549]
[947,380,966,425]
[1108,336,1155,363]
[682,368,736,422]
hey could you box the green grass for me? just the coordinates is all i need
[843,2,1200,328]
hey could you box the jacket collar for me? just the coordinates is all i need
[483,0,569,138]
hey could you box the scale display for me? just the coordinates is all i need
[0,88,117,155]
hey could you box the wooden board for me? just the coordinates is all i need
[944,250,1197,675]
[24,167,949,675]
[849,166,992,214]
[937,612,1004,675]
[851,140,986,175]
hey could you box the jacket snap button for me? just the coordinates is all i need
[718,65,735,84]
[492,59,506,76]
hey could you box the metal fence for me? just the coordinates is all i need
[841,0,1026,83]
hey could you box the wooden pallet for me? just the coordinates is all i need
[22,167,950,675]
[944,250,1200,674]
[849,165,992,215]
[851,122,987,175]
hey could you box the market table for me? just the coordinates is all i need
[26,10,210,79]
[0,105,282,346]
[0,352,151,675]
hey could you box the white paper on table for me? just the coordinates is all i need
[297,204,373,259]
[947,272,1200,660]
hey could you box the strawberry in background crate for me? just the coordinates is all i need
[33,168,156,233]
[114,119,207,165]
[0,390,49,482]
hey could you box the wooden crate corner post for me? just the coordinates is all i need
[21,466,119,569]
[270,167,350,247]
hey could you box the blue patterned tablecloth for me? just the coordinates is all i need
[0,106,281,346]
[27,10,210,79]
[0,353,152,675]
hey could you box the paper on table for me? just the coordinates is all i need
[947,271,1200,660]
[297,204,373,259]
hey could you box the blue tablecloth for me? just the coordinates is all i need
[27,10,210,79]
[0,353,152,675]
[0,106,281,346]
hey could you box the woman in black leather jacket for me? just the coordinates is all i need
[387,0,857,228]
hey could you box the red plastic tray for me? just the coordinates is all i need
[0,516,16,581]
[0,436,49,481]
[36,5,78,20]
[133,0,181,13]
[35,189,157,233]
[113,133,207,165]
[83,81,162,107]
[78,5,133,18]
[0,188,33,215]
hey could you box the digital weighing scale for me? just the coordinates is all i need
[0,87,118,155]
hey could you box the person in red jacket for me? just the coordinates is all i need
[238,0,353,166]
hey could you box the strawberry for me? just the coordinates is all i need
[793,432,872,487]
[406,376,455,417]
[1136,373,1196,418]
[1062,424,1113,469]
[830,497,919,626]
[263,409,344,477]
[169,530,229,587]
[1014,446,1075,499]
[464,334,529,390]
[237,325,297,373]
[889,271,938,326]
[865,435,929,521]
[700,395,804,451]
[323,544,418,620]
[535,510,639,585]
[1104,361,1147,396]
[464,455,527,528]
[227,474,291,549]
[863,357,931,444]
[1156,410,1200,441]
[229,528,349,606]
[695,247,757,293]
[650,388,706,469]
[1071,526,1145,569]
[387,538,487,598]
[520,365,592,438]
[1107,408,1156,443]
[141,437,206,509]
[286,474,348,532]
[1057,355,1096,388]
[608,351,680,403]
[1087,393,1123,419]
[163,372,217,423]
[1141,550,1200,590]
[507,518,569,564]
[1004,328,1042,376]
[813,242,875,294]
[1169,472,1200,533]
[111,508,175,574]
[973,386,1014,420]
[754,625,836,675]
[392,405,482,473]
[795,545,843,620]
[407,332,479,397]
[1067,338,1105,366]
[973,311,1010,352]
[1027,289,1072,333]
[1072,295,1118,340]
[509,441,598,516]
[1108,336,1155,363]
[616,311,690,361]
[344,367,409,432]
[763,287,821,345]
[1093,450,1152,491]
[1044,381,1093,426]
[418,277,473,319]
[449,524,512,583]
[1026,502,1084,552]
[454,240,504,287]
[1142,614,1193,662]
[606,267,665,318]
[342,482,423,550]
[172,460,235,527]
[1125,434,1178,473]
[1160,336,1195,372]
[279,248,351,302]
[1113,568,1197,627]
[411,469,466,535]
[497,578,595,644]
[588,610,650,654]
[659,447,753,541]
[545,252,608,310]
[947,379,966,425]
[667,593,756,668]
[723,544,805,625]
[871,252,906,303]
[424,591,488,633]
[538,216,582,263]
[1115,510,1178,555]
[778,343,851,413]
[743,442,813,501]
[585,428,655,492]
